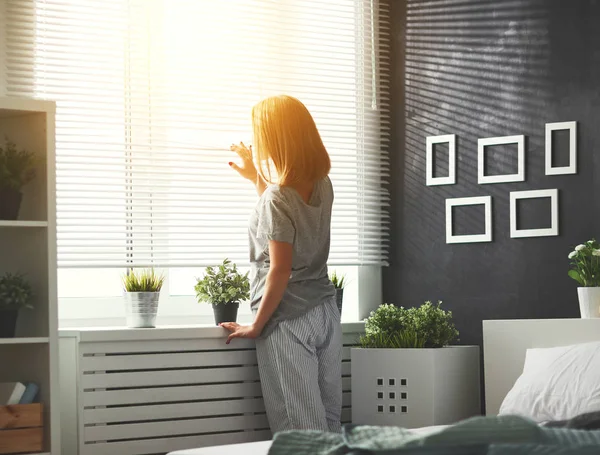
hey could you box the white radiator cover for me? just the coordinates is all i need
[59,324,364,455]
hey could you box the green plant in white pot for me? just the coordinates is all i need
[351,301,480,428]
[568,239,600,318]
[0,139,37,220]
[122,269,165,328]
[0,272,34,337]
[330,270,346,318]
[195,259,249,325]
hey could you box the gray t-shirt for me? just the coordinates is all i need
[248,176,336,337]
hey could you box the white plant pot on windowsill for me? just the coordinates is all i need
[578,287,600,318]
[124,292,160,328]
[351,346,481,428]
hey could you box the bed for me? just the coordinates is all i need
[168,426,448,455]
[169,318,600,455]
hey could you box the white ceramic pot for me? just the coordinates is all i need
[124,292,160,328]
[351,346,481,428]
[577,287,600,318]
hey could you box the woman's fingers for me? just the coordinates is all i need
[220,322,239,331]
[230,143,252,160]
[228,162,242,174]
[226,332,239,344]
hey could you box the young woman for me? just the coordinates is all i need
[220,95,342,434]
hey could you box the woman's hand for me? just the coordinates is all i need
[229,142,257,181]
[220,322,261,344]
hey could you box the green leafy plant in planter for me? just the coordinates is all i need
[330,270,346,318]
[195,259,250,325]
[0,272,34,337]
[568,239,600,318]
[0,139,37,220]
[351,302,479,428]
[359,301,459,349]
[121,269,165,328]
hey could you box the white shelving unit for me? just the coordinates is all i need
[0,97,59,455]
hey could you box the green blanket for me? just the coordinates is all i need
[268,416,600,455]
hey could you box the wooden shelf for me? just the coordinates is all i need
[0,97,58,455]
[0,221,48,228]
[0,337,49,345]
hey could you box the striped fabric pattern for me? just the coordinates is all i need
[268,415,600,455]
[255,298,342,434]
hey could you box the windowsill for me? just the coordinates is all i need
[58,321,366,341]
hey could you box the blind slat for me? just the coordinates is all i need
[5,0,391,268]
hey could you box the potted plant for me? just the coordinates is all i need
[195,259,249,325]
[568,239,600,318]
[0,139,37,220]
[351,301,480,428]
[0,272,34,337]
[122,269,165,328]
[330,270,346,318]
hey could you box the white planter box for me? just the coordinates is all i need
[351,346,481,428]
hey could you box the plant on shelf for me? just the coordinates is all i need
[0,138,37,220]
[329,270,346,318]
[359,301,459,349]
[0,272,34,338]
[351,301,479,428]
[195,259,250,325]
[121,269,165,328]
[568,239,600,318]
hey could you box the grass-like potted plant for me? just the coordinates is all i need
[351,301,480,428]
[330,270,346,318]
[195,259,249,325]
[568,239,600,318]
[0,139,37,220]
[0,272,34,337]
[122,269,165,328]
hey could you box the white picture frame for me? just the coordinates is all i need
[478,135,525,184]
[446,196,492,244]
[510,189,559,238]
[545,121,577,175]
[426,134,456,186]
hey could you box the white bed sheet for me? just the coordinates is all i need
[167,425,448,455]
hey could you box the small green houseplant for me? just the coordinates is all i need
[121,269,165,328]
[330,270,346,318]
[359,301,459,349]
[0,272,34,337]
[195,259,249,325]
[0,139,37,220]
[568,239,600,318]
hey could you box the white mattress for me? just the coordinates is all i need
[168,440,272,455]
[167,425,448,455]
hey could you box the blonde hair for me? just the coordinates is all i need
[252,95,331,186]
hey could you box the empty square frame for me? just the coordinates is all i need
[510,189,559,238]
[546,121,577,175]
[426,134,456,186]
[478,135,525,184]
[446,196,492,244]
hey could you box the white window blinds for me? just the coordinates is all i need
[5,0,390,268]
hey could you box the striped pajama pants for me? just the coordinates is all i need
[255,298,343,434]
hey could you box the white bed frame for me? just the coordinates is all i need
[483,318,600,416]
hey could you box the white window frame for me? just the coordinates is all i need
[58,265,382,327]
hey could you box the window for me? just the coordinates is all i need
[5,0,391,321]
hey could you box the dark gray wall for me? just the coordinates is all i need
[384,0,600,349]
